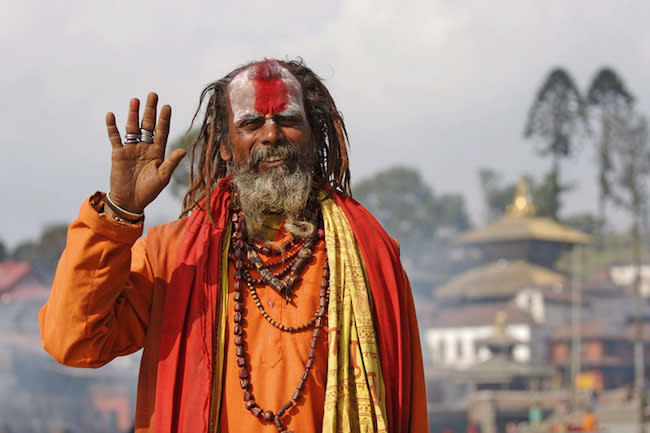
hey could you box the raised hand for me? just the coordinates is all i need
[105,93,186,215]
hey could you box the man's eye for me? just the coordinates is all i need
[276,116,301,126]
[240,118,263,129]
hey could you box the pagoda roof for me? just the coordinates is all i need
[435,259,566,301]
[456,215,592,246]
[457,177,591,246]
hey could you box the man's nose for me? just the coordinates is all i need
[260,117,282,146]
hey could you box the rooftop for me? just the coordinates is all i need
[435,259,566,301]
[430,301,535,328]
[0,261,32,292]
[457,216,592,246]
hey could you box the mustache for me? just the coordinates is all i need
[248,143,299,169]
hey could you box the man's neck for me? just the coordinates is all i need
[258,214,284,241]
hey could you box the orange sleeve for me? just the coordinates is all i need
[39,193,155,368]
[404,270,431,433]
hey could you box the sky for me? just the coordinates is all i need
[2,0,650,248]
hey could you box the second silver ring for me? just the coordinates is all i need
[140,128,154,144]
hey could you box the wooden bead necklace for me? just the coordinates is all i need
[229,239,305,283]
[246,234,317,303]
[229,191,329,433]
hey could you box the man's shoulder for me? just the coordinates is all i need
[145,216,190,246]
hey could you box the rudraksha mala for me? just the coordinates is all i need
[229,190,329,433]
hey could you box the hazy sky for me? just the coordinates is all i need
[2,0,650,247]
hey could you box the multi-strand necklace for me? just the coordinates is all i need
[228,191,329,433]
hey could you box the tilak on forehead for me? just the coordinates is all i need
[229,60,305,124]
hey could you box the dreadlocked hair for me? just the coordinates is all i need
[180,58,351,219]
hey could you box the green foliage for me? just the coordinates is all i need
[0,239,6,261]
[534,168,574,219]
[478,168,518,221]
[587,67,636,232]
[524,68,589,220]
[524,68,588,158]
[556,232,649,279]
[353,166,471,246]
[12,223,68,283]
[561,212,603,235]
[587,67,635,111]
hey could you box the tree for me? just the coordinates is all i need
[605,113,649,431]
[561,212,603,235]
[533,168,574,219]
[353,166,470,246]
[587,67,635,236]
[478,168,518,221]
[0,240,6,261]
[524,68,589,220]
[12,223,68,283]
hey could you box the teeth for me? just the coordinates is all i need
[264,157,282,162]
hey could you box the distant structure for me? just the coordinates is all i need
[425,178,591,371]
[0,260,138,432]
[459,311,550,391]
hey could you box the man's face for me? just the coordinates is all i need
[222,66,313,175]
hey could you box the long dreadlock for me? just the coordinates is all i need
[180,58,351,218]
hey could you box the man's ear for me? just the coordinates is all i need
[219,140,233,162]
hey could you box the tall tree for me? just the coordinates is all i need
[587,67,635,237]
[606,113,649,432]
[0,239,6,261]
[524,68,588,220]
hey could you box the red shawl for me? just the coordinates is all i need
[153,178,412,432]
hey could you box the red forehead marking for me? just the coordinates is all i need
[252,77,289,115]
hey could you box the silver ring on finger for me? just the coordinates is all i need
[140,128,154,144]
[125,133,141,144]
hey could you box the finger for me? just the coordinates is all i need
[158,149,186,183]
[126,98,140,135]
[141,92,158,132]
[154,104,171,149]
[105,112,122,149]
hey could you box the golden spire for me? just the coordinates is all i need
[506,177,536,218]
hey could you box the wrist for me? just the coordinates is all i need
[105,192,145,223]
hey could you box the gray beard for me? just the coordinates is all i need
[232,144,314,240]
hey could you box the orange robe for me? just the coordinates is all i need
[39,193,429,432]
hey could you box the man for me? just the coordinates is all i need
[39,59,429,433]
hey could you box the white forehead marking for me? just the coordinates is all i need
[228,66,305,124]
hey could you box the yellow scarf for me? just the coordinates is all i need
[321,195,388,433]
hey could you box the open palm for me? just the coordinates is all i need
[105,93,186,213]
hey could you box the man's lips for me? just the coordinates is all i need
[258,159,285,169]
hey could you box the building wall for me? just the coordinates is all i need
[609,265,650,297]
[552,342,568,363]
[426,324,531,369]
[514,289,545,323]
